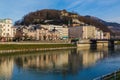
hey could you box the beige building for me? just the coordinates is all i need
[21,25,60,41]
[0,19,16,41]
[41,25,68,39]
[36,27,60,40]
[82,26,96,39]
[103,32,110,39]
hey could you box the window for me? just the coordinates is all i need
[7,33,9,36]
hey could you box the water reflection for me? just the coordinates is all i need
[15,50,70,71]
[14,48,108,74]
[0,57,14,80]
[0,46,118,80]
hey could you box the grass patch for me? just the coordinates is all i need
[0,44,76,50]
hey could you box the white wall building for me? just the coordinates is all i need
[95,29,104,39]
[0,19,16,41]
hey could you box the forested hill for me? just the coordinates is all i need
[15,9,111,32]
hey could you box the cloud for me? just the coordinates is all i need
[67,0,119,10]
[66,0,85,10]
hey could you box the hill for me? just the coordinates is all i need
[84,16,120,34]
[15,9,112,33]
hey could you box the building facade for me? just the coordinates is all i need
[82,26,96,39]
[36,27,60,40]
[0,19,16,41]
[69,26,83,39]
[103,32,110,39]
[41,25,69,39]
[69,26,96,39]
[19,25,60,41]
[95,28,104,39]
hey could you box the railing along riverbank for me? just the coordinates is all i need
[94,69,120,80]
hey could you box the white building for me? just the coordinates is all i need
[0,19,16,41]
[41,25,69,39]
[95,28,104,39]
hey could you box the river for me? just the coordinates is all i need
[0,46,120,80]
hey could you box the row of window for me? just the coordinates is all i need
[2,33,9,36]
[2,32,16,36]
[0,24,11,27]
[2,29,16,31]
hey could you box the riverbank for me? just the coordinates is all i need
[0,43,76,53]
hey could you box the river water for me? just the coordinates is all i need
[0,46,120,80]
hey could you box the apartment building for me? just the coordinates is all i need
[69,26,83,39]
[95,28,104,39]
[19,25,60,41]
[0,19,16,41]
[36,27,60,40]
[69,26,96,39]
[82,26,96,39]
[41,25,69,39]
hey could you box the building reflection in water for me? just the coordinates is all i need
[15,50,71,71]
[0,57,14,80]
[0,47,109,80]
[15,48,108,74]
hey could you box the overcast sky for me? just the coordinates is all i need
[0,0,120,23]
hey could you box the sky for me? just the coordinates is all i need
[0,0,120,23]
